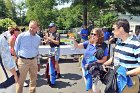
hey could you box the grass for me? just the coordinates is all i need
[60,38,70,42]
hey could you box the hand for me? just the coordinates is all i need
[102,65,107,72]
[69,36,75,39]
[47,37,52,41]
[15,57,18,63]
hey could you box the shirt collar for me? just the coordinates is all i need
[123,35,133,44]
[117,35,133,45]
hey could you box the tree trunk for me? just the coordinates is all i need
[83,0,87,25]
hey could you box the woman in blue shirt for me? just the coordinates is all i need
[71,28,108,93]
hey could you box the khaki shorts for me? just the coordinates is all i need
[123,76,139,93]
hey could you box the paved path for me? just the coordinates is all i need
[23,57,87,93]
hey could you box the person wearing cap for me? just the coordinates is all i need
[44,23,61,79]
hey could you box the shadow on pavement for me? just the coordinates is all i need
[36,79,48,87]
[25,78,48,87]
[59,58,77,63]
[50,80,78,89]
[61,73,82,80]
[34,73,82,88]
[50,81,71,89]
[36,74,48,87]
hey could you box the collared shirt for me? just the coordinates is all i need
[82,41,109,68]
[0,35,16,70]
[1,31,11,41]
[80,28,89,41]
[49,31,60,48]
[104,31,110,41]
[14,31,41,58]
[114,35,140,68]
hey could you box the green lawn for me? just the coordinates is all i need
[60,38,70,42]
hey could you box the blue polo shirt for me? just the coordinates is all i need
[82,41,108,68]
[104,31,110,41]
[80,29,89,41]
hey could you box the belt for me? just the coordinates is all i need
[19,56,36,60]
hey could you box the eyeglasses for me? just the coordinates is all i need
[15,30,20,32]
[112,28,115,31]
[90,33,97,36]
[112,26,119,31]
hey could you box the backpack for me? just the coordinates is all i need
[94,42,107,60]
[100,65,120,93]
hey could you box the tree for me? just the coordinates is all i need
[16,1,27,25]
[56,5,83,29]
[0,0,7,18]
[57,0,110,26]
[106,0,140,15]
[0,18,16,33]
[26,0,57,28]
[4,0,17,20]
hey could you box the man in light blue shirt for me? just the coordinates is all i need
[15,20,41,93]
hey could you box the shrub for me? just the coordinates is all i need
[0,18,17,33]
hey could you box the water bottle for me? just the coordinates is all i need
[70,38,75,50]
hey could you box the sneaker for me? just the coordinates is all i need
[49,84,55,88]
[56,73,61,79]
[47,78,55,87]
[24,82,29,87]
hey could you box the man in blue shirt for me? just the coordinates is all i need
[102,27,110,43]
[80,24,89,42]
[15,20,41,93]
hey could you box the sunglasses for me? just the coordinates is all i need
[90,33,97,36]
[15,30,20,32]
[112,28,115,31]
[112,26,120,31]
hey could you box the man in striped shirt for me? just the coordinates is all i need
[104,19,140,93]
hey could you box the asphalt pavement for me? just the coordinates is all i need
[23,56,86,93]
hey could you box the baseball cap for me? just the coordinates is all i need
[48,23,56,28]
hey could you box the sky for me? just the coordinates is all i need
[55,2,72,10]
[14,0,72,10]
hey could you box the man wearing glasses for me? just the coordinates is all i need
[104,19,140,93]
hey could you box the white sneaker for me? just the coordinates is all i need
[24,82,28,87]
